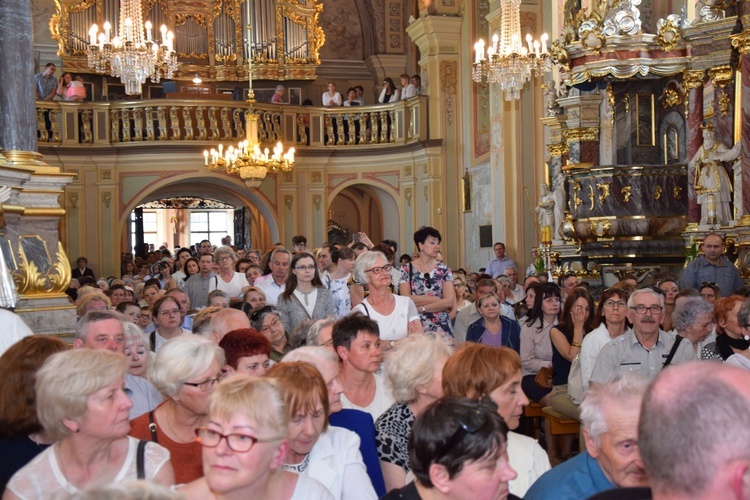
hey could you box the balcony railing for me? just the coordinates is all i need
[36,96,429,150]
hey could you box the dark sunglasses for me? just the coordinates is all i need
[250,305,278,322]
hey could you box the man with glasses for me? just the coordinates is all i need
[681,233,743,297]
[589,289,695,386]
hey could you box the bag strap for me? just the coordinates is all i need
[136,440,148,479]
[662,335,684,369]
[361,301,370,318]
[147,410,159,443]
[149,332,156,353]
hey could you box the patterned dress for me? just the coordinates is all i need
[399,262,454,335]
[375,403,415,472]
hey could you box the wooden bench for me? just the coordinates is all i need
[542,406,580,435]
[523,402,545,439]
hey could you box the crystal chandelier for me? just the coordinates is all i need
[203,1,295,189]
[87,0,178,95]
[473,0,551,101]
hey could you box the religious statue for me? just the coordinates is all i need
[689,123,740,225]
[536,182,555,236]
[543,80,561,117]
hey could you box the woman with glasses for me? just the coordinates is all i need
[353,251,422,352]
[399,227,456,337]
[267,361,377,500]
[324,246,356,317]
[5,349,174,498]
[251,305,292,361]
[277,252,336,335]
[453,273,472,313]
[580,288,630,391]
[700,281,722,303]
[213,246,250,302]
[219,328,272,377]
[657,278,680,333]
[130,335,225,484]
[702,295,749,361]
[150,296,191,353]
[180,376,333,499]
[442,344,549,497]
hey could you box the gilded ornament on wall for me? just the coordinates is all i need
[621,186,632,202]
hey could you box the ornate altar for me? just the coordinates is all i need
[50,0,325,82]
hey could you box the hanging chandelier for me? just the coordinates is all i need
[203,0,295,189]
[87,0,178,95]
[472,0,551,101]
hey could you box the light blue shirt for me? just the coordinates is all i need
[525,452,614,500]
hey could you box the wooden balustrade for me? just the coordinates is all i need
[35,97,428,150]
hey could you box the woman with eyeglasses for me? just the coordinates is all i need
[353,251,422,352]
[453,273,472,313]
[700,281,722,303]
[267,361,377,500]
[399,226,456,337]
[251,305,292,361]
[150,296,191,353]
[702,295,749,361]
[179,376,333,499]
[442,344,550,497]
[130,335,225,484]
[657,278,680,333]
[213,246,250,302]
[580,288,630,391]
[219,328,272,377]
[277,252,336,335]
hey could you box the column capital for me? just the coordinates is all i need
[682,69,705,90]
[708,65,733,87]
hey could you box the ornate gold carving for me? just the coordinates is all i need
[731,31,750,55]
[550,40,570,71]
[100,170,112,181]
[312,172,322,183]
[718,89,730,117]
[682,70,705,90]
[14,239,71,295]
[405,188,412,207]
[564,127,599,143]
[621,186,632,202]
[313,195,321,211]
[588,184,595,210]
[571,180,583,210]
[653,185,663,200]
[589,219,612,238]
[708,65,733,88]
[439,61,457,95]
[656,18,681,52]
[596,182,610,204]
[102,192,112,208]
[547,143,569,156]
[674,186,683,199]
[283,172,293,183]
[284,195,293,210]
[663,88,683,108]
[579,27,606,54]
[405,166,411,177]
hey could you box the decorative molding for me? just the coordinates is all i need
[313,195,321,211]
[101,192,111,208]
[68,193,79,208]
[547,143,569,156]
[708,65,733,88]
[283,172,293,183]
[405,188,412,206]
[284,195,293,210]
[100,170,112,181]
[564,127,599,143]
[682,70,705,90]
[311,172,322,183]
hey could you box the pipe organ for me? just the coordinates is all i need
[51,0,324,81]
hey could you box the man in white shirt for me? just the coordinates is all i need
[506,266,525,304]
[254,247,291,305]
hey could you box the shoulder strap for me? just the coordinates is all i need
[361,301,370,318]
[147,410,159,443]
[662,335,684,369]
[149,332,156,352]
[136,440,148,479]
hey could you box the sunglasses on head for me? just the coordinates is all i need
[250,305,278,322]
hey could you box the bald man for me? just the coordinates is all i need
[209,307,251,343]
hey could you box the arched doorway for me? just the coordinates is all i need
[119,175,280,256]
[328,182,402,248]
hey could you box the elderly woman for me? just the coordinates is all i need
[658,278,680,332]
[130,335,225,484]
[5,350,173,498]
[207,289,230,309]
[213,246,250,301]
[334,312,395,421]
[267,362,377,500]
[442,343,550,497]
[466,293,521,351]
[520,282,559,407]
[382,396,519,500]
[75,290,110,319]
[0,336,68,490]
[703,295,749,360]
[353,251,422,352]
[245,265,264,286]
[700,281,722,303]
[123,322,151,378]
[673,297,715,353]
[399,227,455,336]
[580,287,630,391]
[179,376,333,499]
[277,252,336,334]
[149,295,190,352]
[219,328,272,377]
[324,246,356,317]
[375,335,454,492]
[251,305,292,361]
[306,317,337,349]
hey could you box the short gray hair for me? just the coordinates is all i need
[672,297,714,333]
[213,245,236,263]
[384,335,454,404]
[627,288,664,310]
[123,322,149,348]
[36,349,128,440]
[76,309,126,343]
[149,335,225,398]
[580,372,649,447]
[306,317,337,346]
[284,345,340,367]
[353,251,388,284]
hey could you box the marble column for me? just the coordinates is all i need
[683,70,704,224]
[709,65,735,148]
[741,55,750,221]
[0,0,36,153]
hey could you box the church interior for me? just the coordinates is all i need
[1,0,749,332]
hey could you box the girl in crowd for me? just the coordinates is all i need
[56,72,86,101]
[181,257,200,288]
[700,281,721,303]
[520,282,559,405]
[277,252,335,334]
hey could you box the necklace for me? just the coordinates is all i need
[282,454,310,473]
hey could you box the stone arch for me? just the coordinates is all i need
[328,179,403,248]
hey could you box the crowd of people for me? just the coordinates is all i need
[1,231,750,499]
